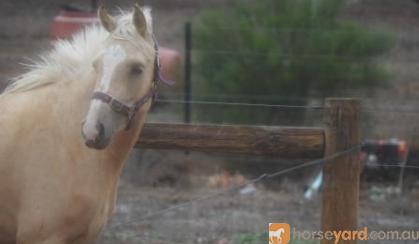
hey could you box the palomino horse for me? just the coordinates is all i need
[0,5,158,243]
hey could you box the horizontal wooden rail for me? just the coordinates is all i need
[136,123,325,159]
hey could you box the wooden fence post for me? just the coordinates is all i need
[321,98,361,244]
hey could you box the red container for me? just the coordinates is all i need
[159,47,181,83]
[49,10,98,40]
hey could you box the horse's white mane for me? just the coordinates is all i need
[4,7,153,94]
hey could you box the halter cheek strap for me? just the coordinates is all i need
[92,36,173,130]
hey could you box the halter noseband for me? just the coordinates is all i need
[91,36,173,130]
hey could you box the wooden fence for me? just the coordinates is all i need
[136,98,361,244]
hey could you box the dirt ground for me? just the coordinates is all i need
[1,1,419,243]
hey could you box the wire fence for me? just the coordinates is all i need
[158,92,419,103]
[192,49,386,61]
[158,92,319,102]
[114,145,361,229]
[155,97,419,115]
[188,49,419,64]
[112,145,419,242]
[190,26,419,38]
[152,97,419,137]
[155,98,324,110]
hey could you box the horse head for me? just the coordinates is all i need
[82,5,155,149]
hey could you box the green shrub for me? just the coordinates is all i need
[192,0,393,125]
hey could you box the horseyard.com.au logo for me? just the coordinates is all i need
[268,223,419,243]
[269,223,291,244]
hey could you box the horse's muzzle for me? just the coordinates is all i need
[81,121,110,150]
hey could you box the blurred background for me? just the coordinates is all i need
[1,0,419,243]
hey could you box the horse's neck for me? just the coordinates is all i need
[106,111,149,173]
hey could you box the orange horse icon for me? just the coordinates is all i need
[269,223,290,244]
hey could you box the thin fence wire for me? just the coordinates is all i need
[155,96,419,115]
[190,26,408,35]
[158,92,320,102]
[190,47,419,63]
[192,49,387,61]
[155,98,325,110]
[362,107,419,114]
[159,92,419,104]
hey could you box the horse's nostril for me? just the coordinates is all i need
[85,139,96,148]
[96,122,105,142]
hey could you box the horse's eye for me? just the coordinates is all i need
[131,66,143,76]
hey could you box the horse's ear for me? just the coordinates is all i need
[98,5,116,33]
[133,4,147,37]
